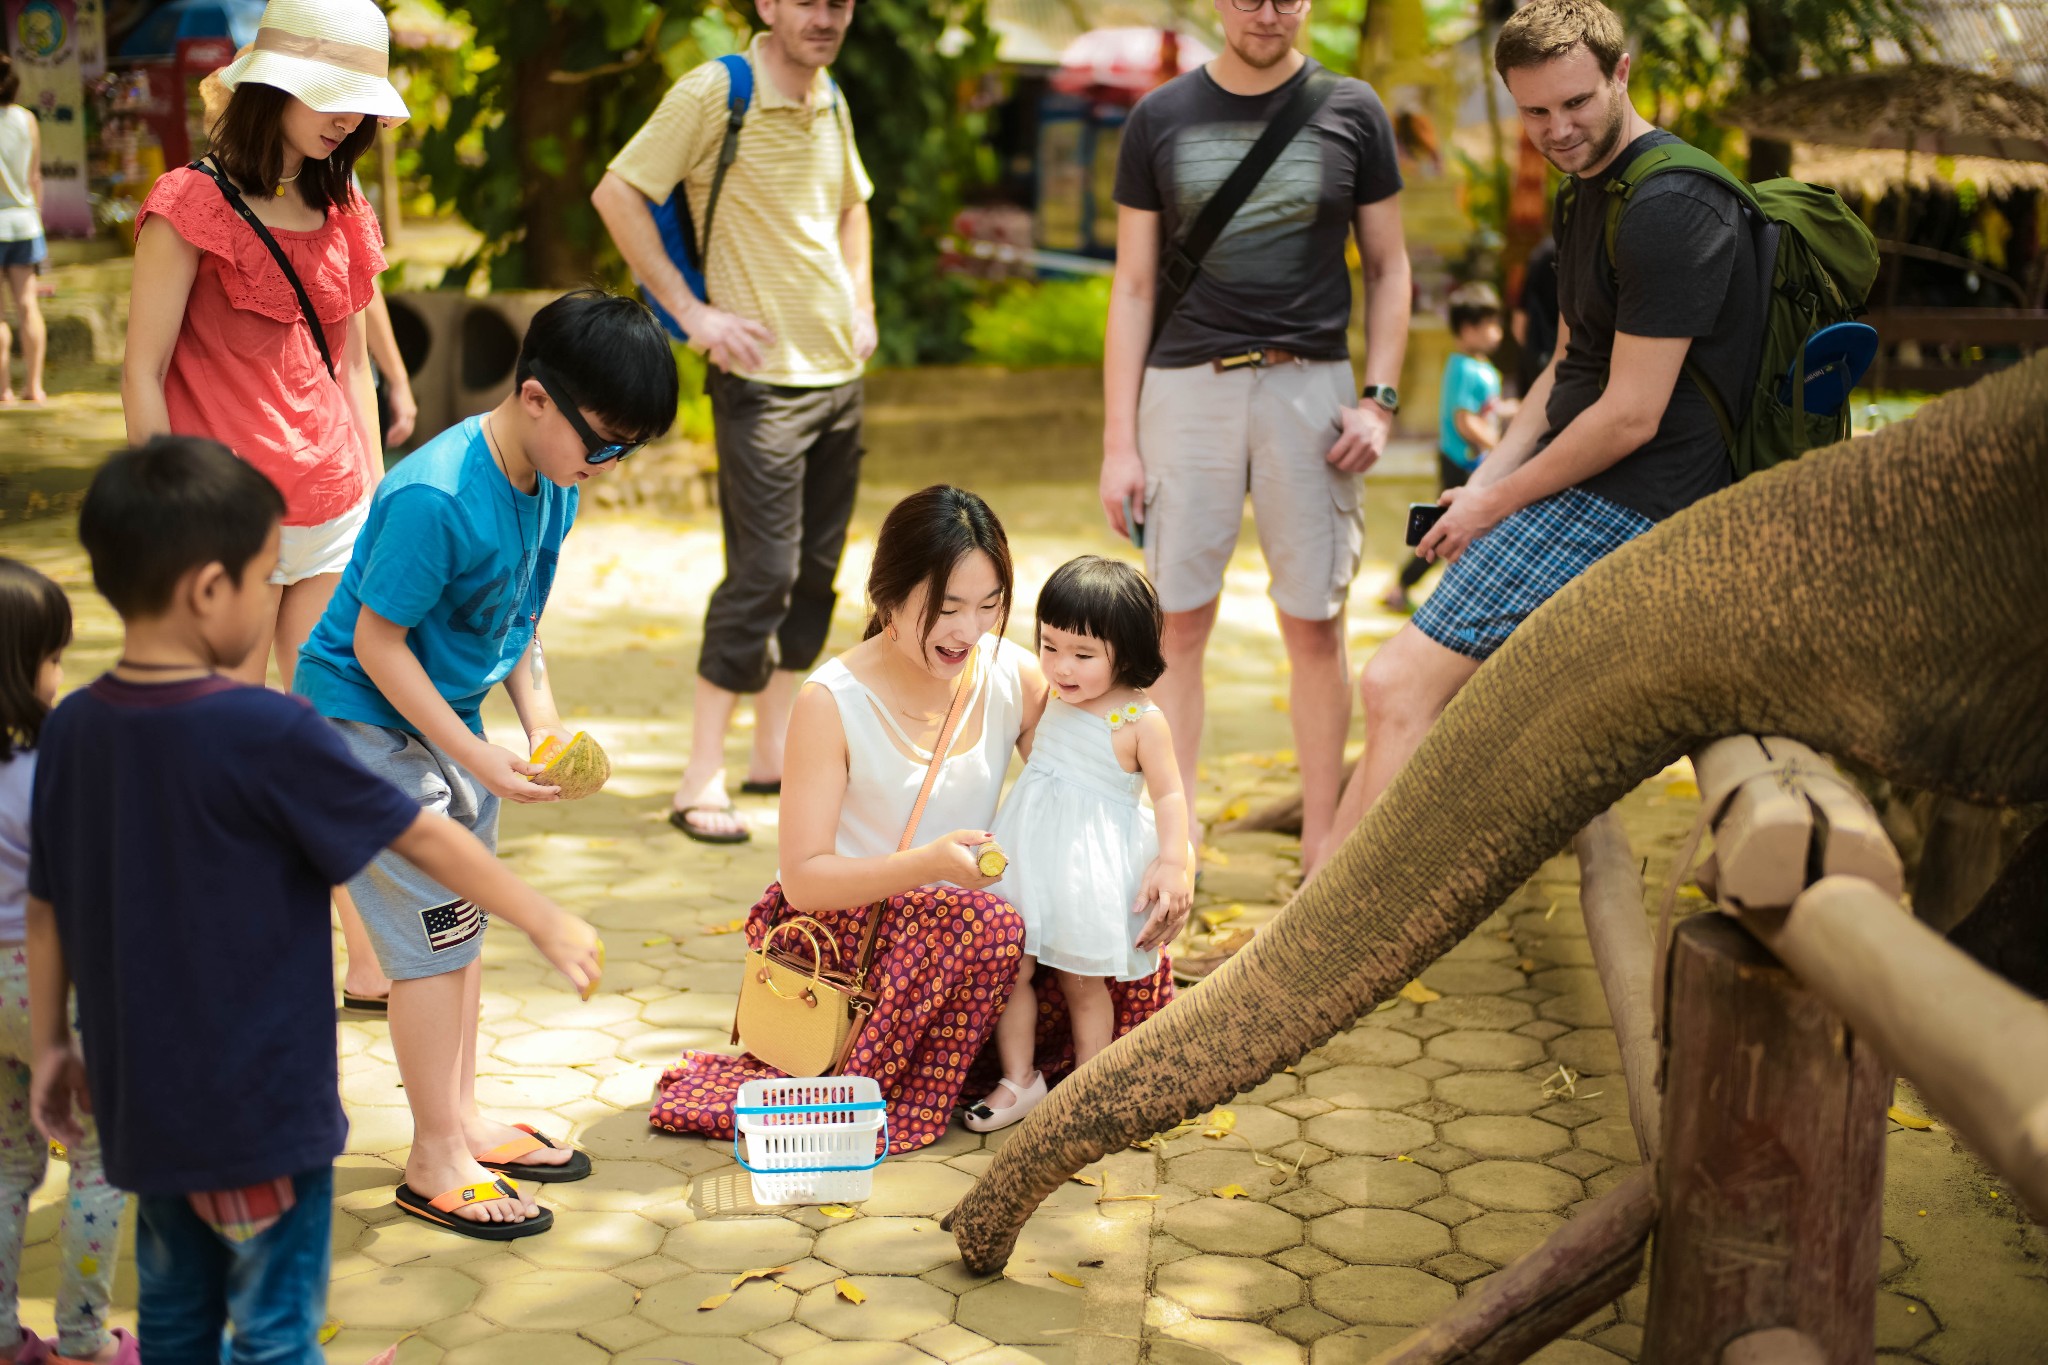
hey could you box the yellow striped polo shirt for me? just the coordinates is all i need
[609,34,874,388]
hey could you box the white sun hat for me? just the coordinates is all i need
[215,0,410,125]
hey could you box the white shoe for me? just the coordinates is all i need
[963,1071,1047,1132]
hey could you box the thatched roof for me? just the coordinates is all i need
[1879,0,2048,94]
[1722,65,2048,163]
[1790,144,2048,197]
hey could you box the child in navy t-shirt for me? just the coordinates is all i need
[27,437,603,1361]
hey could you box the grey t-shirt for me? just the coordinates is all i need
[1547,130,1758,520]
[1113,60,1403,368]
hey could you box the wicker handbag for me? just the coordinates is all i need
[732,651,976,1078]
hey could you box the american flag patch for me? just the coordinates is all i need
[422,899,486,953]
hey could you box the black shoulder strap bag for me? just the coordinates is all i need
[1150,67,1340,350]
[189,156,339,380]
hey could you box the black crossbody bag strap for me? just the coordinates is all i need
[1151,68,1340,350]
[190,157,338,379]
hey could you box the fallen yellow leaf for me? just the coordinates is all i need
[1398,980,1441,1004]
[1275,749,1295,766]
[1097,1193,1160,1202]
[729,1265,791,1289]
[1888,1105,1934,1131]
[1212,1184,1249,1200]
[1202,1109,1238,1138]
[318,1318,342,1345]
[1393,1154,1414,1162]
[835,1279,867,1304]
[1544,900,1560,921]
[1665,779,1700,799]
[704,918,748,935]
[1271,694,1290,713]
[1201,847,1231,866]
[1069,1173,1101,1186]
[1197,904,1244,929]
[1518,958,1540,973]
[698,1292,732,1312]
[1217,798,1250,823]
[642,936,670,947]
[818,1204,858,1218]
[1048,1270,1085,1287]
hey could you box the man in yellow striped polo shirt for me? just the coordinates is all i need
[594,0,874,843]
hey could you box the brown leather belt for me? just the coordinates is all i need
[1212,347,1305,372]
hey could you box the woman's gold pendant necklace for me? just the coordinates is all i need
[274,169,302,199]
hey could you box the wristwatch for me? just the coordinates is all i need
[1361,384,1400,413]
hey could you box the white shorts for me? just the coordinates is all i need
[271,496,369,586]
[1137,358,1364,621]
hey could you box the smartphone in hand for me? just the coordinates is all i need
[1121,494,1146,550]
[1406,502,1446,548]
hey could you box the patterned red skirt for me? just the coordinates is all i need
[650,882,1174,1153]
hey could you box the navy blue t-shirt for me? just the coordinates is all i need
[27,675,420,1195]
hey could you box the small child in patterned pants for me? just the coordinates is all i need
[0,559,134,1365]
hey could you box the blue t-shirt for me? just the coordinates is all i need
[27,676,420,1195]
[295,416,578,736]
[1438,351,1503,471]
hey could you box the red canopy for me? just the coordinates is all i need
[1050,27,1217,98]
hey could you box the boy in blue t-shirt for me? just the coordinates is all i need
[28,437,603,1360]
[1383,283,1514,613]
[295,288,679,1239]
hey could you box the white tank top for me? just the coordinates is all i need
[0,105,39,242]
[807,634,1030,859]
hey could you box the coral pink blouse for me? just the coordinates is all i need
[137,168,386,527]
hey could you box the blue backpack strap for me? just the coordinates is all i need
[645,53,754,340]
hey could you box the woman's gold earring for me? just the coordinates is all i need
[885,622,899,642]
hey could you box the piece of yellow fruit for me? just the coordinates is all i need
[528,731,612,801]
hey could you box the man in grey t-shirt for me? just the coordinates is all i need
[1318,0,1760,869]
[1100,0,1411,884]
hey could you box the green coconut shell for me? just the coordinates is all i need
[534,731,611,801]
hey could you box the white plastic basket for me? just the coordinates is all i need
[733,1076,889,1206]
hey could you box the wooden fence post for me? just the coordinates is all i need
[1643,914,1890,1362]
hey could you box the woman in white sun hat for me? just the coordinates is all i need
[122,0,407,694]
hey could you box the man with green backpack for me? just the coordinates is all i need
[1317,0,1878,869]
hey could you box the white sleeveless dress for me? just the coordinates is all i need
[803,634,1032,859]
[989,696,1161,981]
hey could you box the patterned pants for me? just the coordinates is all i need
[651,883,1174,1153]
[0,947,122,1357]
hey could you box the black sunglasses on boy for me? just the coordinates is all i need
[527,359,648,465]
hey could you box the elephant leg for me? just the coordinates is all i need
[1946,816,2048,999]
[948,356,2048,1271]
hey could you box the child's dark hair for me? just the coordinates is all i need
[865,486,1013,647]
[0,558,71,760]
[515,288,680,444]
[1036,556,1165,689]
[78,436,285,619]
[208,83,378,211]
[0,55,19,106]
[1447,281,1503,334]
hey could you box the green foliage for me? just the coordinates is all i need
[965,277,1112,367]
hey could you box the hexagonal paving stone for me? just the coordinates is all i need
[954,1277,1083,1345]
[1164,1147,1304,1195]
[1164,1103,1301,1155]
[1455,1211,1566,1265]
[1433,1071,1549,1116]
[1524,1341,1626,1363]
[907,1322,996,1361]
[1304,1065,1432,1112]
[1425,1252,1494,1284]
[1549,1029,1622,1075]
[1311,1264,1457,1326]
[441,1332,609,1365]
[1309,1324,1418,1362]
[1308,1156,1442,1208]
[539,1159,688,1213]
[490,1027,618,1067]
[1319,1030,1423,1067]
[813,1217,959,1275]
[858,1161,977,1218]
[1308,1208,1451,1265]
[1418,961,1528,996]
[1157,1315,1304,1365]
[1162,1197,1304,1256]
[664,1217,816,1272]
[794,1274,955,1340]
[1303,1109,1435,1157]
[1422,996,1535,1031]
[1411,1195,1482,1227]
[1574,1118,1643,1163]
[1425,1031,1547,1071]
[513,1209,667,1270]
[1537,990,1613,1029]
[1447,1161,1583,1213]
[628,1335,776,1364]
[1440,1116,1570,1160]
[474,1267,637,1330]
[1156,1254,1303,1320]
[637,1270,801,1335]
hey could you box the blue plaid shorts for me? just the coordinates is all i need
[1412,488,1653,661]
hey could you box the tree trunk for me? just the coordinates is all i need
[1643,914,1888,1362]
[511,20,597,290]
[1743,1,1799,182]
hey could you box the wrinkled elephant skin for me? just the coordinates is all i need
[945,355,2048,1273]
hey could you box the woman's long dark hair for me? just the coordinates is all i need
[208,82,376,210]
[0,558,71,761]
[865,486,1014,649]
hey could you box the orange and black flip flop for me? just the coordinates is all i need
[395,1177,554,1240]
[478,1124,592,1183]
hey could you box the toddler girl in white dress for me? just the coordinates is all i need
[965,556,1193,1132]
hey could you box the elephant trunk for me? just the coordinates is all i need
[948,357,2048,1274]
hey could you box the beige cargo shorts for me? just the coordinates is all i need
[1136,358,1363,621]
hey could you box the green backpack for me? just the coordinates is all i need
[1559,141,1881,478]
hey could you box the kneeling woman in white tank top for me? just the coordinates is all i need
[649,485,1175,1151]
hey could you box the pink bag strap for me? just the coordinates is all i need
[895,646,977,852]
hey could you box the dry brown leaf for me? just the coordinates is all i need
[1079,1258,1105,1267]
[1397,980,1441,1004]
[698,1292,732,1312]
[704,918,747,935]
[1212,1183,1249,1200]
[1048,1270,1085,1287]
[818,1204,858,1219]
[729,1265,791,1289]
[834,1279,867,1304]
[1887,1106,1934,1131]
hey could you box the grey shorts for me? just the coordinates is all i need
[1137,358,1364,621]
[329,719,500,981]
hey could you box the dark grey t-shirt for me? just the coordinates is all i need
[1114,60,1403,368]
[1547,130,1758,520]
